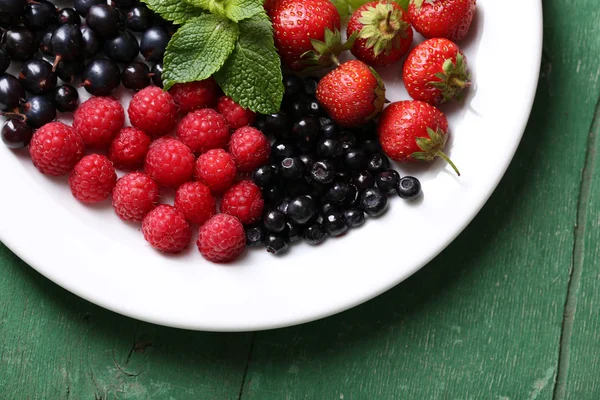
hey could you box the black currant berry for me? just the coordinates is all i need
[253,165,276,188]
[110,0,138,8]
[126,4,153,32]
[286,94,310,119]
[1,118,33,149]
[397,176,421,200]
[73,0,104,17]
[299,154,314,169]
[285,221,302,243]
[55,59,84,83]
[367,152,390,173]
[280,157,305,180]
[21,95,56,128]
[140,26,168,61]
[376,170,400,194]
[317,138,343,159]
[0,73,25,111]
[263,112,290,137]
[340,131,358,151]
[58,8,81,26]
[272,140,297,159]
[81,25,101,57]
[286,178,311,197]
[277,198,290,215]
[86,4,120,39]
[0,48,9,74]
[103,29,139,62]
[287,195,316,225]
[150,62,163,87]
[121,62,150,90]
[362,139,381,154]
[23,0,58,31]
[51,24,84,62]
[53,84,79,112]
[4,26,38,61]
[1,0,27,15]
[353,170,374,190]
[307,98,321,115]
[344,148,367,170]
[303,76,319,95]
[309,160,336,184]
[263,209,286,233]
[245,225,265,247]
[360,188,388,217]
[283,74,303,97]
[321,122,338,139]
[263,185,283,204]
[39,29,54,54]
[324,181,352,205]
[19,59,56,94]
[343,208,365,228]
[303,223,327,245]
[265,233,288,255]
[81,58,120,96]
[322,210,348,237]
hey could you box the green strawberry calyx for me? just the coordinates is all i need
[301,29,357,70]
[367,65,387,120]
[357,2,410,57]
[411,127,461,176]
[428,52,471,103]
[411,0,436,10]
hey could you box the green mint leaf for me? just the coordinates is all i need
[329,0,350,17]
[162,15,239,90]
[224,0,263,22]
[142,0,204,24]
[215,13,283,114]
[186,0,226,17]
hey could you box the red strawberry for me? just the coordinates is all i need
[408,0,477,42]
[377,100,459,175]
[403,38,469,105]
[347,0,413,67]
[269,0,341,71]
[316,59,385,128]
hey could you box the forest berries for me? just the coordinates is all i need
[169,79,219,113]
[195,149,237,194]
[220,180,264,225]
[112,172,160,222]
[228,126,271,172]
[73,96,124,148]
[144,137,195,188]
[108,127,151,170]
[176,108,229,154]
[174,181,216,225]
[142,205,191,253]
[29,122,84,176]
[128,86,177,137]
[197,214,246,263]
[217,96,256,130]
[69,154,117,204]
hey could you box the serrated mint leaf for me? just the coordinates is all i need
[330,0,350,17]
[186,0,226,17]
[142,0,204,24]
[162,15,239,90]
[214,13,283,114]
[224,0,263,22]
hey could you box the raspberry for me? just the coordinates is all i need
[169,78,218,113]
[29,122,85,176]
[142,205,191,253]
[174,181,216,225]
[144,137,195,188]
[108,127,151,170]
[228,126,271,172]
[73,97,124,148]
[220,180,264,225]
[195,149,237,194]
[69,154,117,204]
[176,108,229,154]
[128,86,177,138]
[217,96,256,130]
[112,172,160,221]
[197,214,246,263]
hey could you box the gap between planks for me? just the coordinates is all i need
[238,333,256,400]
[553,93,600,399]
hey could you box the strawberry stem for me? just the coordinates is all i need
[437,151,461,176]
[450,77,468,89]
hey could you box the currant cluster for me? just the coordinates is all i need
[248,74,421,255]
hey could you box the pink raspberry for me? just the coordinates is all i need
[142,205,191,253]
[217,96,256,130]
[176,108,229,154]
[144,137,195,188]
[228,126,270,172]
[174,181,216,225]
[69,154,117,204]
[220,180,264,225]
[197,214,246,263]
[29,122,85,176]
[128,87,177,138]
[73,97,124,148]
[108,127,151,170]
[195,149,237,194]
[112,172,160,221]
[169,79,219,113]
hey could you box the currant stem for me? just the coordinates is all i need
[437,151,461,176]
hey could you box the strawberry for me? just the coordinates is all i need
[408,0,477,42]
[316,59,386,128]
[377,100,459,175]
[346,0,413,67]
[403,38,469,105]
[269,0,341,71]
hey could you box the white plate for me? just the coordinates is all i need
[0,0,542,331]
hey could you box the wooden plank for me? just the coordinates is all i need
[0,245,252,399]
[239,1,600,398]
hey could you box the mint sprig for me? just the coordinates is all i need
[142,0,282,114]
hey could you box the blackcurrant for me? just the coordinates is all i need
[0,73,25,111]
[286,178,311,197]
[81,58,120,96]
[53,84,79,112]
[1,0,27,14]
[362,139,381,154]
[286,94,310,119]
[263,185,283,205]
[299,154,314,169]
[39,29,54,54]
[1,118,33,149]
[73,0,105,17]
[87,4,120,39]
[110,0,138,8]
[23,0,57,30]
[150,62,163,87]
[265,233,288,255]
[287,196,316,225]
[376,170,400,194]
[280,157,305,180]
[283,74,303,97]
[0,48,9,74]
[4,26,38,61]
[321,122,338,139]
[271,140,297,159]
[317,138,343,159]
[58,8,81,26]
[263,209,286,233]
[285,222,302,243]
[360,188,388,217]
[19,59,57,94]
[121,61,150,90]
[277,198,290,215]
[51,24,84,61]
[309,160,336,184]
[343,208,365,228]
[367,152,390,173]
[303,76,319,95]
[140,26,168,61]
[397,176,421,200]
[263,112,290,137]
[303,223,327,245]
[81,25,101,57]
[55,59,84,83]
[126,4,153,32]
[21,95,56,128]
[340,131,358,151]
[103,29,139,62]
[245,225,265,247]
[307,98,321,115]
[322,210,348,237]
[292,116,319,150]
[252,164,276,188]
[343,148,367,170]
[353,170,374,190]
[324,181,352,205]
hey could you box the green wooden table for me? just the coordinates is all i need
[2,1,599,398]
